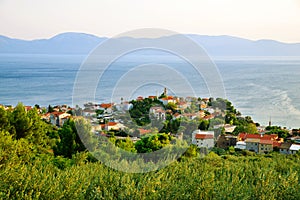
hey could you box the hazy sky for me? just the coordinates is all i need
[1,0,300,42]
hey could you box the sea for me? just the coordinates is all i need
[1,53,300,129]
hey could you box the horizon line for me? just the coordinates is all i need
[1,31,300,44]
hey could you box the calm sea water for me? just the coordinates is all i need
[1,54,300,128]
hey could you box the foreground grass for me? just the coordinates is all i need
[1,153,299,200]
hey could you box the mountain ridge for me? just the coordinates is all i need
[1,32,300,56]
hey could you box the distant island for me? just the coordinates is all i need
[1,32,300,56]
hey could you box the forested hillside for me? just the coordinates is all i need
[0,103,299,199]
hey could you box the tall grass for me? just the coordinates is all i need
[1,153,299,199]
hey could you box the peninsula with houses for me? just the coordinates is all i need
[2,88,299,156]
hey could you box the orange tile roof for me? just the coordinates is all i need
[195,134,214,139]
[238,133,278,141]
[137,96,144,100]
[273,141,282,147]
[107,122,117,126]
[138,129,151,135]
[100,103,113,109]
[260,140,274,145]
[173,113,181,117]
[25,106,32,111]
[161,96,174,100]
[50,111,65,116]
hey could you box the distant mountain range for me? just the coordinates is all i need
[1,32,300,56]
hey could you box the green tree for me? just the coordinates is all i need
[233,123,257,135]
[0,107,10,132]
[266,126,289,139]
[54,118,96,158]
[10,103,32,139]
[199,119,210,130]
[135,134,172,153]
[115,137,136,152]
[48,105,54,113]
[182,144,198,158]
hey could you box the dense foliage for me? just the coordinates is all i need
[1,103,300,199]
[1,137,300,199]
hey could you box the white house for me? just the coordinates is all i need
[50,112,71,127]
[99,103,114,114]
[234,141,246,150]
[213,124,236,133]
[289,144,300,154]
[160,96,177,105]
[100,122,126,131]
[149,106,166,120]
[192,130,214,149]
[82,109,96,117]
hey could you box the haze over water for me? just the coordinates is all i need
[1,54,300,128]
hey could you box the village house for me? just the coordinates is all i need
[82,108,96,117]
[200,102,207,109]
[136,96,144,101]
[160,96,178,105]
[245,138,260,153]
[24,106,32,111]
[138,128,152,136]
[176,101,188,110]
[198,110,205,118]
[99,103,114,114]
[182,113,198,120]
[258,139,274,154]
[116,101,133,111]
[49,111,71,127]
[289,144,300,154]
[216,134,237,149]
[214,124,236,133]
[203,114,214,120]
[278,142,292,154]
[149,106,166,120]
[148,96,157,100]
[192,130,215,149]
[238,133,283,154]
[173,112,182,120]
[287,136,300,144]
[237,133,280,142]
[235,141,246,150]
[100,121,125,131]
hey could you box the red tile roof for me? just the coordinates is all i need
[25,106,32,111]
[137,96,144,100]
[260,140,274,145]
[173,113,181,117]
[238,133,278,141]
[107,122,117,126]
[161,96,174,100]
[100,103,113,109]
[273,141,282,147]
[195,134,214,139]
[50,111,65,117]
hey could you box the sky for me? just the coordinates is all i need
[1,0,300,42]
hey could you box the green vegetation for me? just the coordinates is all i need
[1,103,300,199]
[129,98,163,126]
[266,126,290,139]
